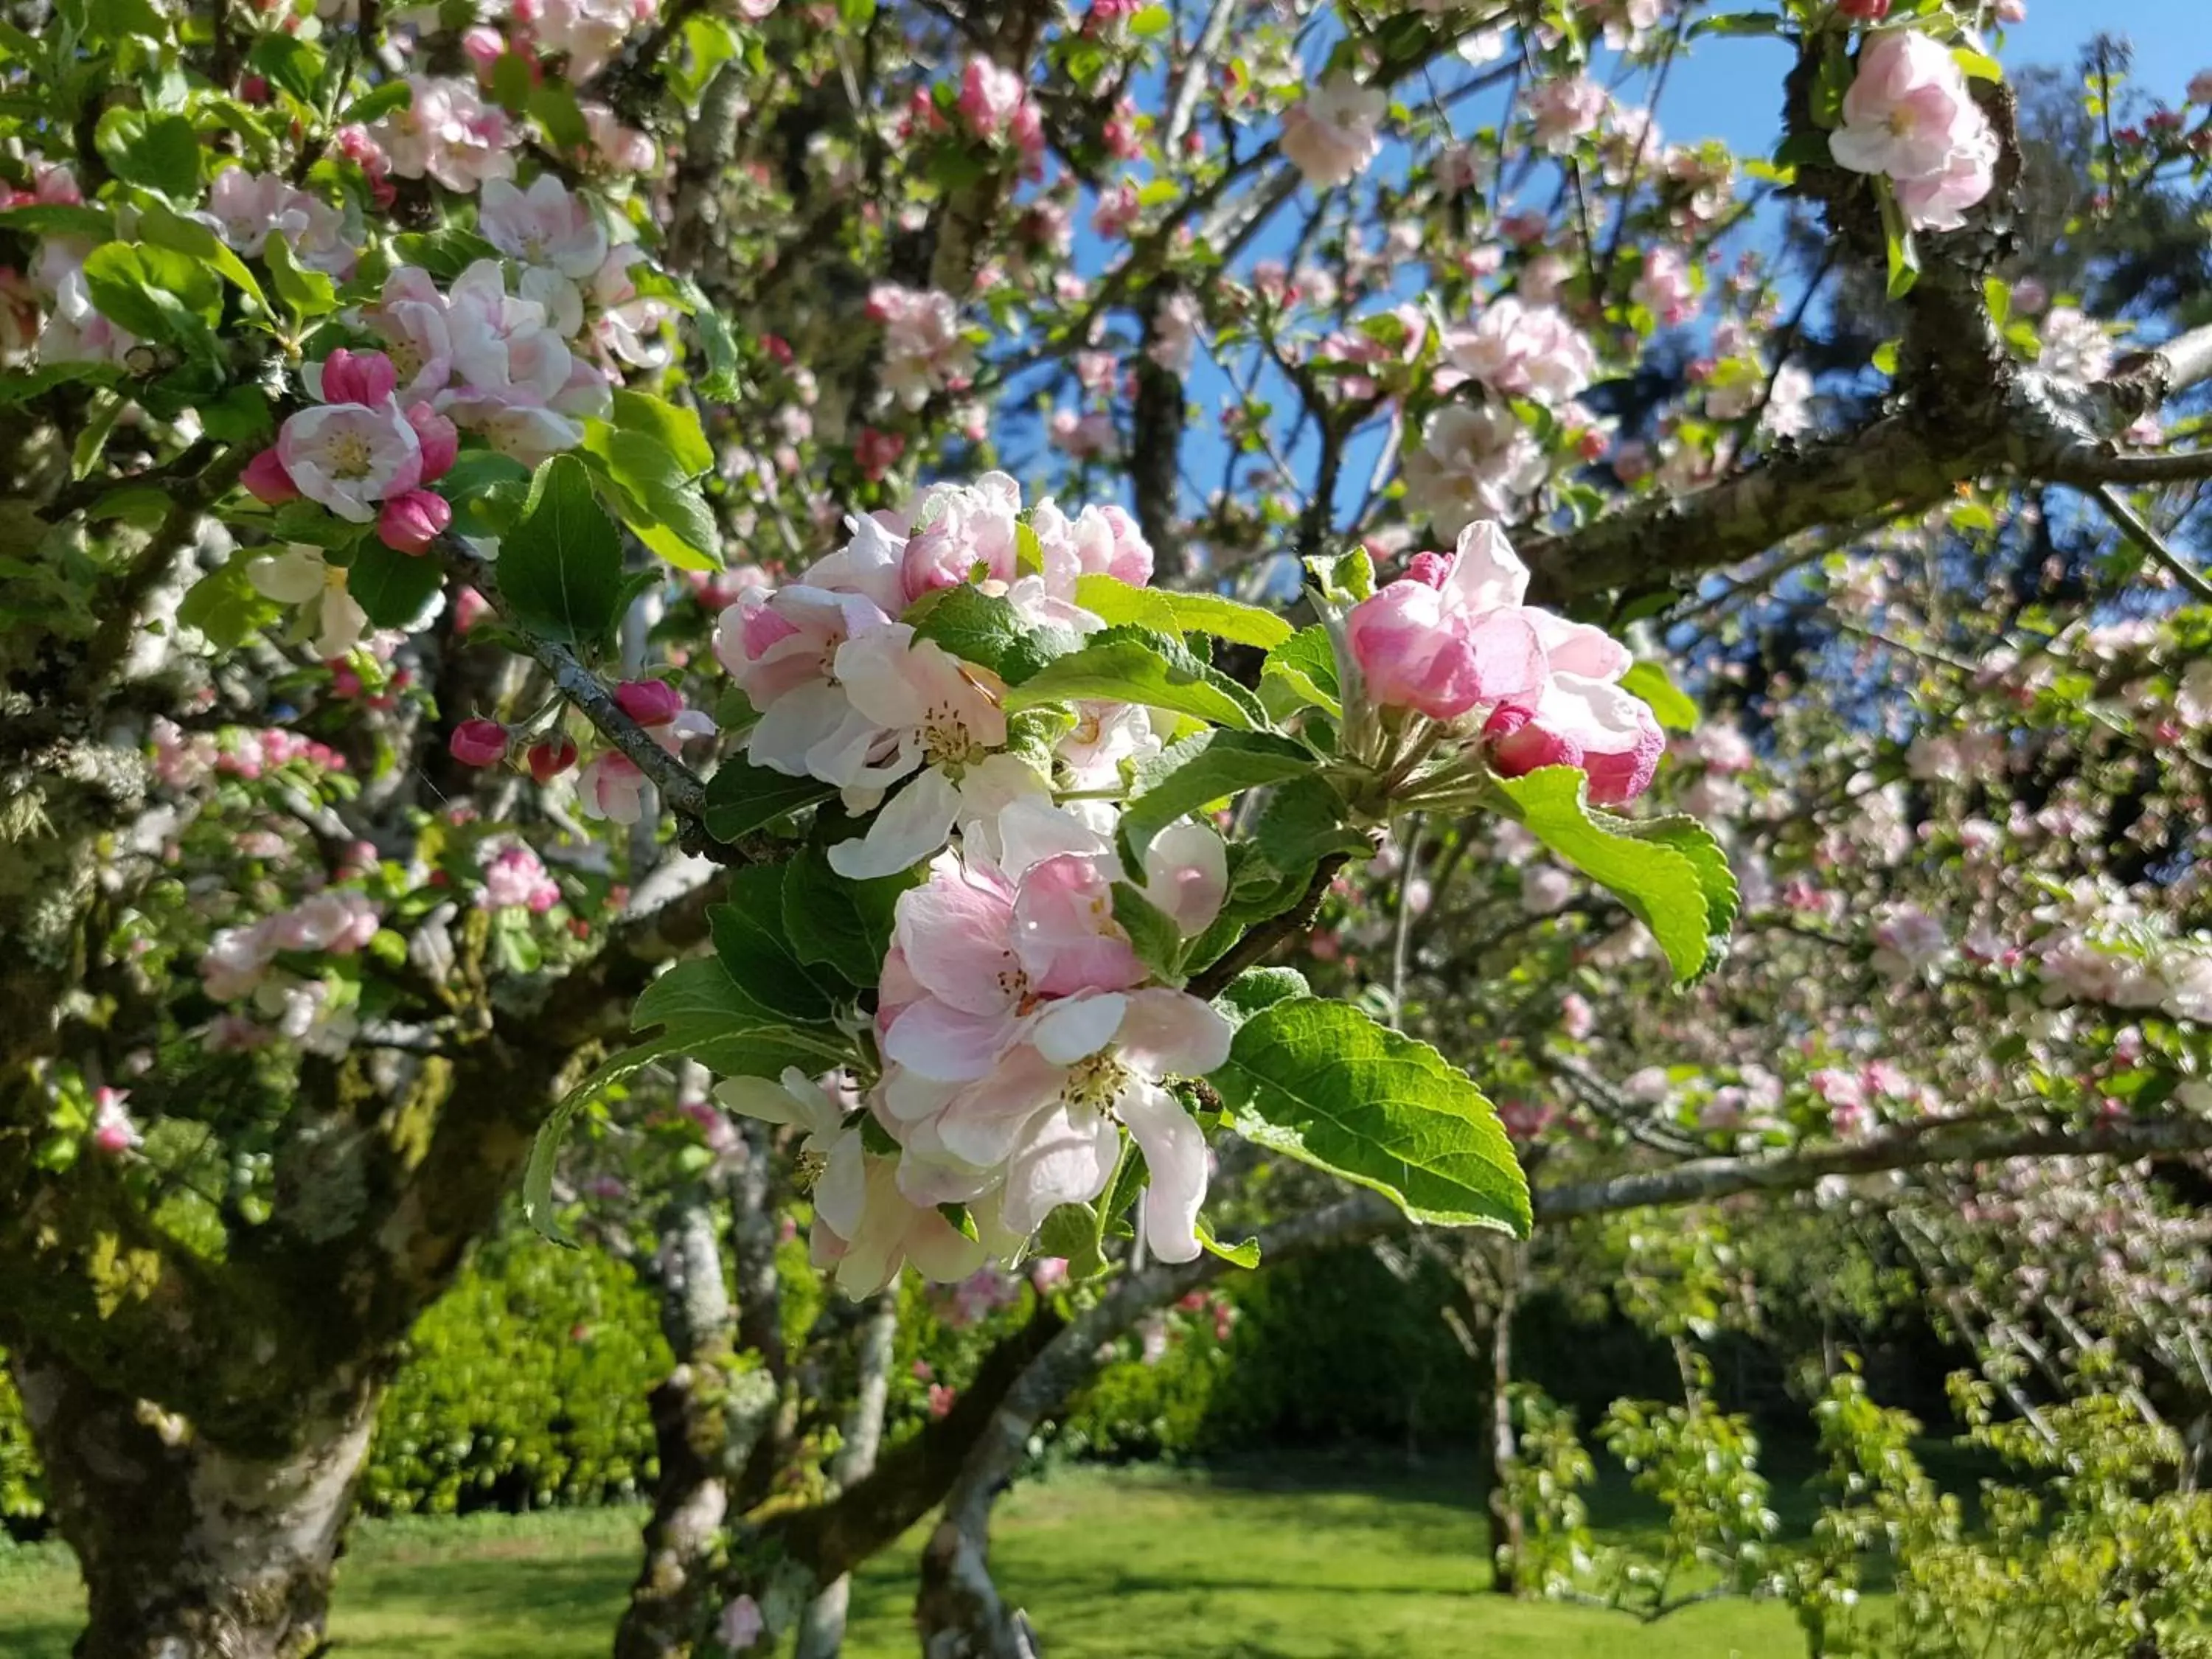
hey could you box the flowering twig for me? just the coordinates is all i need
[436,538,712,823]
[2093,484,2212,606]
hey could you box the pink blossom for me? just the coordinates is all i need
[372,77,517,193]
[243,447,301,504]
[1438,298,1596,406]
[1829,30,1995,231]
[615,678,686,727]
[1346,526,1548,720]
[268,891,380,954]
[957,58,1027,142]
[1399,404,1545,538]
[90,1088,142,1155]
[717,1596,765,1652]
[578,751,650,822]
[1279,76,1385,188]
[451,718,509,768]
[866,285,975,408]
[527,735,579,782]
[1529,74,1608,153]
[479,841,562,912]
[479,175,609,279]
[1630,246,1698,325]
[378,488,451,554]
[275,400,424,524]
[362,268,456,404]
[1559,992,1595,1040]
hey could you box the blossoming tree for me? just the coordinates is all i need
[4,0,2211,1653]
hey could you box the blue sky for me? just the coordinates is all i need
[1006,4,2211,562]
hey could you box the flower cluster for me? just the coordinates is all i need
[722,795,1231,1293]
[1345,522,1665,807]
[714,473,1152,875]
[1829,29,1997,232]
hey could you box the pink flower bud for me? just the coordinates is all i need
[1404,552,1452,588]
[406,403,459,481]
[242,446,300,504]
[318,347,399,407]
[1484,703,1584,776]
[450,718,509,768]
[378,488,451,554]
[1837,0,1889,18]
[527,736,579,782]
[453,586,491,633]
[461,25,505,74]
[614,678,684,727]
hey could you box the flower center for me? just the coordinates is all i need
[922,702,982,770]
[1061,1052,1130,1115]
[793,1149,828,1192]
[325,431,377,480]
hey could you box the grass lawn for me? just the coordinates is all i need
[0,1454,1816,1658]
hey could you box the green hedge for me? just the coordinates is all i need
[361,1233,669,1514]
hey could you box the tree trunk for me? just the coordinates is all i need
[12,1341,377,1659]
[1481,1256,1523,1597]
[616,1181,740,1659]
[796,1293,900,1659]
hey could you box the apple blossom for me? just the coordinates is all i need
[450,719,510,767]
[1828,30,1996,231]
[378,488,452,554]
[245,546,370,658]
[1399,404,1547,538]
[1279,75,1385,188]
[577,751,650,822]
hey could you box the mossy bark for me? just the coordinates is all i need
[12,1340,378,1659]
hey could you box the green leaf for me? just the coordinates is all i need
[672,273,740,400]
[1194,1219,1260,1268]
[442,450,535,540]
[528,80,591,156]
[80,242,220,348]
[1619,814,1739,971]
[1305,548,1374,605]
[1952,47,2003,82]
[523,959,849,1243]
[782,841,918,987]
[177,560,280,649]
[1618,661,1699,732]
[1983,276,2011,328]
[703,753,837,843]
[1252,773,1367,871]
[1128,4,1171,34]
[0,204,116,238]
[262,234,338,322]
[580,424,722,571]
[1073,573,1293,648]
[497,455,627,647]
[94,109,200,199]
[1259,625,1342,720]
[906,581,1082,685]
[1035,1203,1109,1281]
[1878,182,1920,301]
[1689,9,1781,35]
[711,865,841,1026]
[1115,728,1317,877]
[249,31,323,102]
[347,543,445,628]
[389,227,500,282]
[1486,766,1718,984]
[1211,966,1311,1027]
[137,201,271,316]
[1004,625,1270,734]
[1871,338,1901,376]
[635,953,851,1074]
[611,388,714,476]
[339,80,414,125]
[1110,880,1186,983]
[1212,998,1530,1235]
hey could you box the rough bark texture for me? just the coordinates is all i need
[14,1340,377,1659]
[795,1293,900,1659]
[1481,1256,1523,1596]
[616,1179,757,1659]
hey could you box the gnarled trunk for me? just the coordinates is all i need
[795,1293,899,1659]
[13,1341,377,1659]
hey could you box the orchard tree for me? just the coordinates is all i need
[4,0,2212,1655]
